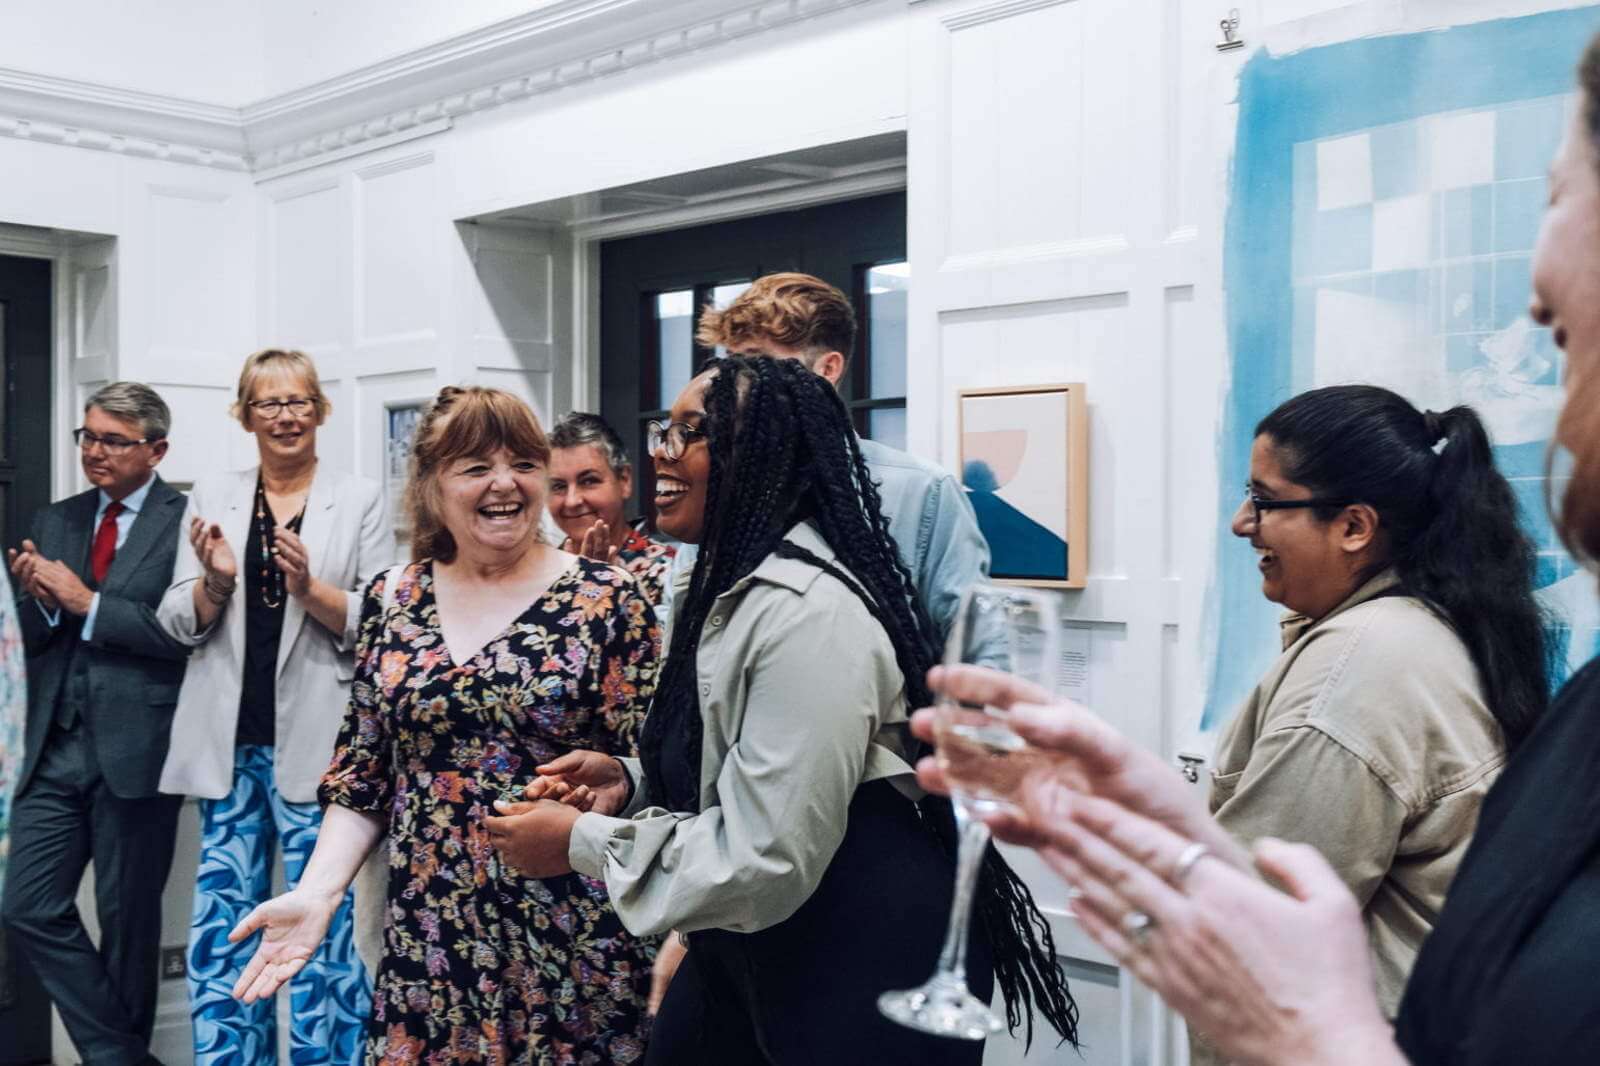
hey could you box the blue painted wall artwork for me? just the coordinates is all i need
[1205,6,1600,730]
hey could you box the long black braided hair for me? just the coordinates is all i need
[639,356,1078,1048]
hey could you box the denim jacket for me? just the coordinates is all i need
[655,436,991,645]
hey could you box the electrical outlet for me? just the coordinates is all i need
[160,946,186,981]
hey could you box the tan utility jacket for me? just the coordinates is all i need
[1209,571,1505,1028]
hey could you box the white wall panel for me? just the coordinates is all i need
[147,185,248,378]
[944,2,1085,259]
[318,375,357,476]
[355,154,442,347]
[156,383,253,486]
[267,180,346,350]
[473,366,556,430]
[939,294,1129,578]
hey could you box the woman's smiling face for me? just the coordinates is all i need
[438,447,547,556]
[651,370,714,544]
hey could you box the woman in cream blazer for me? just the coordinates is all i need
[157,349,394,1066]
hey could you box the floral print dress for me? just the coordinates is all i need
[320,557,659,1065]
[616,524,674,608]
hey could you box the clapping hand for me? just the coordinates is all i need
[272,527,313,597]
[910,665,1243,866]
[8,540,59,611]
[1033,794,1399,1066]
[561,521,620,565]
[188,517,238,581]
[9,541,92,615]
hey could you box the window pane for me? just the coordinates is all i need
[867,406,907,452]
[656,289,694,409]
[709,280,751,358]
[866,262,909,398]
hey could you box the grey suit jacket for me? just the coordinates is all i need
[157,466,394,803]
[14,477,190,799]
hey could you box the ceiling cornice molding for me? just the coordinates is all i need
[0,0,880,176]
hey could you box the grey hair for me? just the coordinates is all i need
[85,382,171,440]
[548,412,630,475]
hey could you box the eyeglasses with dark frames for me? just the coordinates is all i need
[1242,485,1351,526]
[646,419,706,461]
[73,428,157,454]
[248,397,318,418]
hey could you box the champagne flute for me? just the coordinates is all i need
[878,583,1060,1040]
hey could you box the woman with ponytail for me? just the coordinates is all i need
[1158,383,1545,1060]
[484,356,1077,1063]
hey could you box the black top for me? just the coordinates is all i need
[235,485,304,748]
[1395,656,1600,1063]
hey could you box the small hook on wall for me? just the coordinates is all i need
[1217,8,1244,51]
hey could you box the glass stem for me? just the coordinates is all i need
[934,804,991,983]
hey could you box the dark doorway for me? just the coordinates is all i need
[0,254,53,551]
[598,192,908,517]
[0,251,52,1066]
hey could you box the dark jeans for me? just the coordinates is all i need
[2,722,181,1066]
[647,780,993,1066]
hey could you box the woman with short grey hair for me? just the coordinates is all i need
[547,411,676,606]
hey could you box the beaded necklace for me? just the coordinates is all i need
[255,474,307,609]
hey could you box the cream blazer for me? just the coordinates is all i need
[157,466,396,803]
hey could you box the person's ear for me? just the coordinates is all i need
[618,466,634,498]
[1338,503,1380,555]
[812,350,846,387]
[148,439,169,468]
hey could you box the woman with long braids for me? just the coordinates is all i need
[484,356,1077,1063]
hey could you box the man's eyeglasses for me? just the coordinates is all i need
[248,397,317,418]
[73,428,157,454]
[1242,486,1350,527]
[646,420,706,461]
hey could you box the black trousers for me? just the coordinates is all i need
[2,722,182,1066]
[647,780,993,1066]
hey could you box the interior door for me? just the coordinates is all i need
[0,252,53,1064]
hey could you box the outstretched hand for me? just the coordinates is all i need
[227,888,338,1004]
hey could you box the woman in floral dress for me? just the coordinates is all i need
[227,386,659,1065]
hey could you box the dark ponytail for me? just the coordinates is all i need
[1256,385,1550,749]
[640,356,1078,1048]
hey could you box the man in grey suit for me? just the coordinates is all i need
[3,383,189,1066]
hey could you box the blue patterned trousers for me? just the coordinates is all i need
[188,745,370,1066]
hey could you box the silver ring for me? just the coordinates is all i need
[1172,842,1212,887]
[1120,910,1155,946]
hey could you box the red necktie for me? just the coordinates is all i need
[90,501,125,584]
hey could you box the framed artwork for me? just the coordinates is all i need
[958,383,1087,589]
[384,401,425,534]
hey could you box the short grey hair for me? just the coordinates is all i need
[548,412,630,475]
[85,382,172,440]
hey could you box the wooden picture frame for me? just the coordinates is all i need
[957,383,1087,589]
